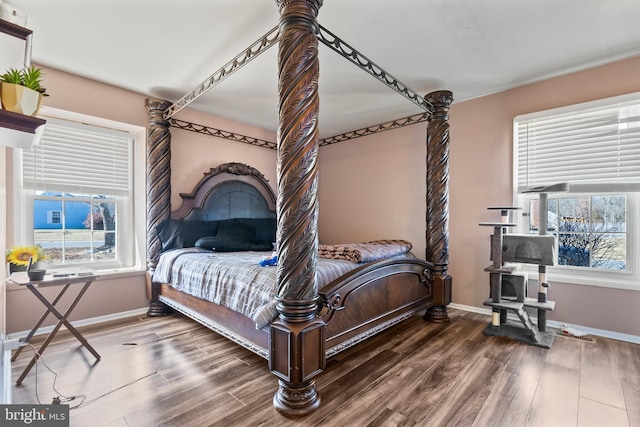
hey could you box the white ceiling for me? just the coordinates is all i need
[6,0,640,138]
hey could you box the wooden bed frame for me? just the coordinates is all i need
[144,0,453,417]
[150,161,443,356]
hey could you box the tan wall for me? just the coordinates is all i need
[450,56,640,336]
[319,55,640,336]
[4,66,276,334]
[167,108,277,210]
[318,124,426,251]
[4,66,149,334]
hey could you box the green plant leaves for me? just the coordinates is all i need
[0,65,47,95]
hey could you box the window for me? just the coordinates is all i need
[47,210,61,224]
[525,195,627,270]
[514,92,640,289]
[12,107,146,272]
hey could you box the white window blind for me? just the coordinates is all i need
[23,118,133,196]
[515,93,640,193]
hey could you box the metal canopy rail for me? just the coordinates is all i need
[320,112,429,146]
[317,25,432,112]
[163,26,280,120]
[169,118,277,150]
[169,111,429,149]
[163,24,432,122]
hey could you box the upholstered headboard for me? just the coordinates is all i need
[171,162,276,221]
[153,163,277,252]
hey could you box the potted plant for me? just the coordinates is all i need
[6,245,47,274]
[0,65,48,116]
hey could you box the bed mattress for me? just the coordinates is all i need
[153,248,363,328]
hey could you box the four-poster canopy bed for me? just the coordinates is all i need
[144,0,453,417]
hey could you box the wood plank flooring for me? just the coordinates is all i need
[9,309,640,426]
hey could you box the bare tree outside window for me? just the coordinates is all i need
[528,195,627,270]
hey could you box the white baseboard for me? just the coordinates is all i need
[8,304,640,346]
[8,307,149,341]
[449,302,640,345]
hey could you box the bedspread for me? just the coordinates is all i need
[152,249,368,329]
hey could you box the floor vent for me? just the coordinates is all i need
[556,330,596,343]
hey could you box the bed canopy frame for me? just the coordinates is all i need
[145,0,452,416]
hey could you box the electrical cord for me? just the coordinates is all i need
[70,370,157,409]
[26,343,85,407]
[23,343,157,409]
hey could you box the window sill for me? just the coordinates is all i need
[519,265,639,291]
[91,267,147,281]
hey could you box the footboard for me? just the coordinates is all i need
[318,258,434,357]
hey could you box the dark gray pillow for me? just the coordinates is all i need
[156,219,219,251]
[232,218,277,243]
[195,220,272,252]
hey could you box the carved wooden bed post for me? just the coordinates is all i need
[424,90,454,323]
[270,0,325,416]
[145,98,173,316]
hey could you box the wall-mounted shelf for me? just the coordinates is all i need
[0,18,45,149]
[0,109,46,149]
[0,108,45,132]
[0,18,32,40]
[0,17,32,67]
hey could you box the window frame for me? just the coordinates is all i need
[11,106,147,274]
[513,93,640,290]
[27,192,125,269]
[514,190,638,290]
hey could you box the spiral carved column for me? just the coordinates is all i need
[145,98,172,317]
[424,90,453,323]
[269,0,324,417]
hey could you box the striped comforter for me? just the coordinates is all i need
[152,248,367,329]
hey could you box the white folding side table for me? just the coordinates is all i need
[8,271,101,385]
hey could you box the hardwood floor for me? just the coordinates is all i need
[10,309,640,426]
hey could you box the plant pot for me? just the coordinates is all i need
[8,263,27,274]
[27,269,47,281]
[1,82,43,116]
[8,261,43,273]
